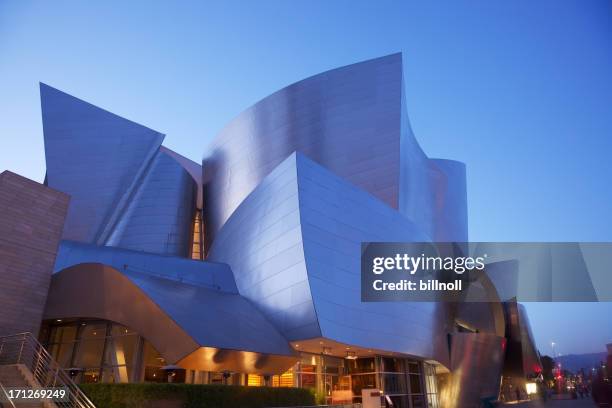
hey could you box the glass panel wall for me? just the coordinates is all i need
[424,363,439,408]
[41,320,440,407]
[42,319,163,384]
[191,210,204,260]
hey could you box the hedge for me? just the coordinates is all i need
[80,383,315,408]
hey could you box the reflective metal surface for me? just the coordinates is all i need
[206,54,397,241]
[105,149,196,256]
[204,54,469,247]
[503,302,541,377]
[438,333,506,408]
[41,83,164,244]
[55,240,237,293]
[33,54,542,405]
[45,263,296,374]
[41,84,199,257]
[208,153,449,363]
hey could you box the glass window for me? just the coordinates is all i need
[407,361,422,374]
[49,325,77,344]
[346,358,375,374]
[49,341,74,367]
[272,368,294,387]
[382,357,405,373]
[74,323,107,369]
[81,368,100,384]
[104,330,138,367]
[299,364,317,389]
[389,395,410,408]
[409,374,422,394]
[382,373,407,394]
[247,374,263,386]
[209,372,224,384]
[351,374,376,396]
[411,394,426,408]
[191,211,203,260]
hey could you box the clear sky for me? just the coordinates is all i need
[1,0,611,355]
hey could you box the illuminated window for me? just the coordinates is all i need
[247,374,263,386]
[191,210,204,260]
[272,368,294,387]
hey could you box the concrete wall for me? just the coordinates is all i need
[0,171,69,336]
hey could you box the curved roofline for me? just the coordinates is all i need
[45,263,298,374]
[205,52,403,152]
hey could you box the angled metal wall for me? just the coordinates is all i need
[41,84,199,258]
[105,150,196,257]
[203,53,404,244]
[208,153,449,365]
[54,240,237,293]
[208,154,318,341]
[203,53,469,249]
[45,262,296,374]
[41,83,164,244]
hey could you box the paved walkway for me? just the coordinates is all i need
[506,398,598,407]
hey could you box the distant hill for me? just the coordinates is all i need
[554,352,607,373]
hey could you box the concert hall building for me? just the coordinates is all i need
[0,54,540,408]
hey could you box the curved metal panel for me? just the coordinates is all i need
[296,153,447,361]
[45,263,198,364]
[208,153,319,341]
[503,302,541,377]
[41,83,164,244]
[203,53,404,243]
[160,146,204,210]
[54,240,238,293]
[438,333,506,408]
[429,159,468,243]
[44,263,296,373]
[209,153,449,364]
[105,150,196,257]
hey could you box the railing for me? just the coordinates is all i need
[0,380,17,408]
[0,332,96,408]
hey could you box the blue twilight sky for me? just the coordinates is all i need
[1,1,611,355]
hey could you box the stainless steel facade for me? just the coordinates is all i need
[203,54,468,247]
[16,53,542,406]
[44,261,296,375]
[42,83,199,257]
[207,152,449,365]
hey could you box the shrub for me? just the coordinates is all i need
[80,383,315,408]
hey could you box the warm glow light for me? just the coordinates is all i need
[272,369,294,387]
[248,374,263,386]
[526,382,537,395]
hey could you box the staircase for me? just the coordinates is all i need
[0,333,95,408]
[0,364,45,407]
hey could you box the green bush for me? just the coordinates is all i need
[80,383,315,408]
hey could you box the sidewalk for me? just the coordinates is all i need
[504,398,598,407]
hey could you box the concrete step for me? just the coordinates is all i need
[0,365,49,408]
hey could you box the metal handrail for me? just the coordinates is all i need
[0,380,17,408]
[0,332,95,408]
